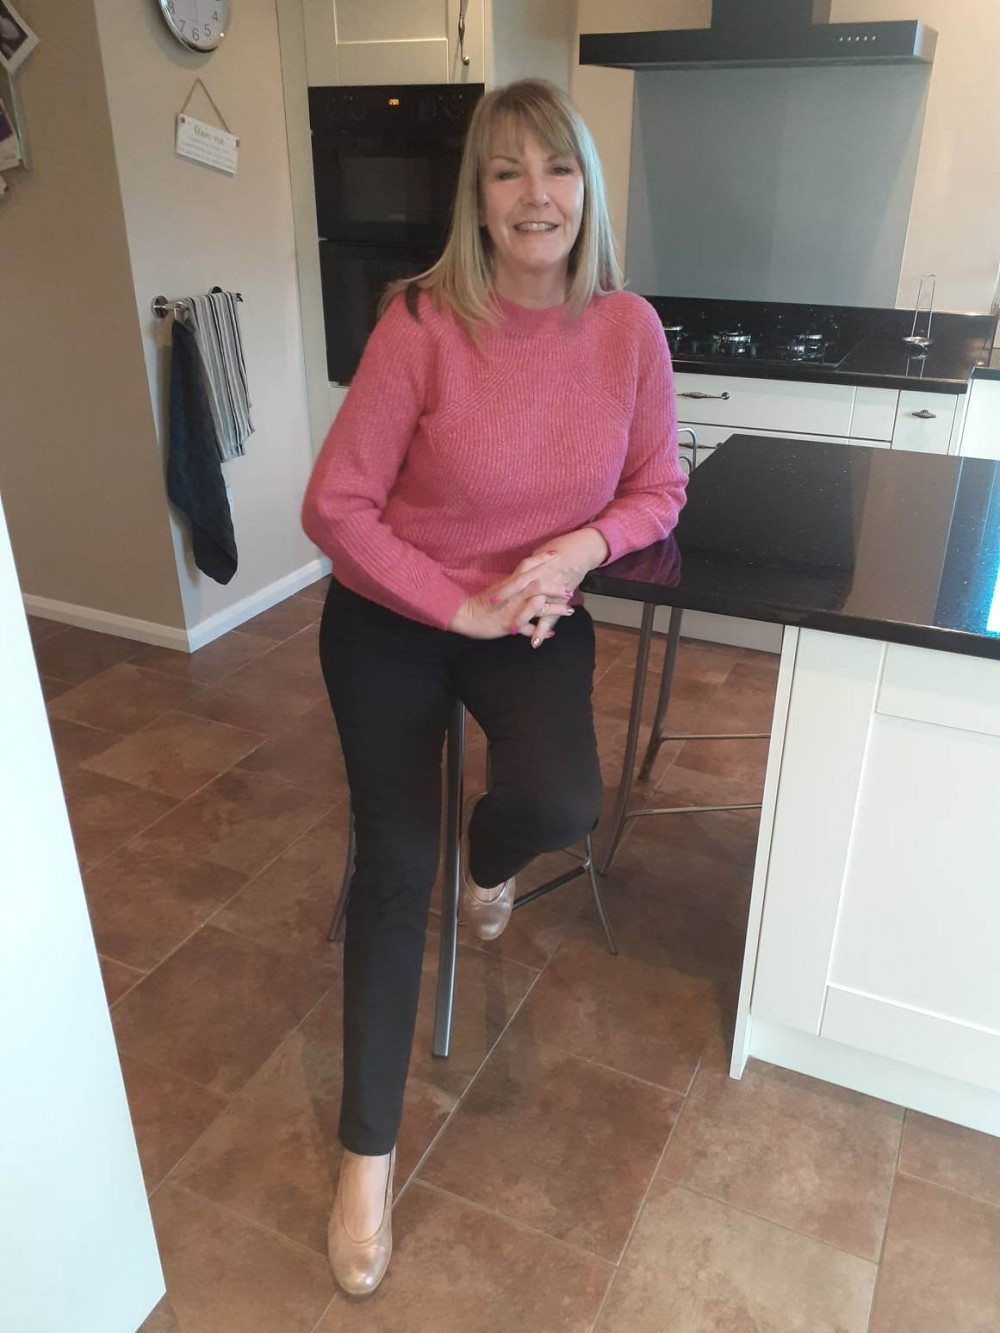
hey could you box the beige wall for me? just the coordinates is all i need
[573,0,1000,312]
[0,0,185,627]
[93,0,318,631]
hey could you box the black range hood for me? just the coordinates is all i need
[579,0,937,72]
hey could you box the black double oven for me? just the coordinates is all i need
[309,83,484,384]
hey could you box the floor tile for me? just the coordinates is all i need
[180,652,327,734]
[33,624,142,684]
[111,924,332,1097]
[61,769,178,870]
[98,954,145,1006]
[510,929,719,1093]
[47,716,120,777]
[235,701,348,797]
[211,811,347,971]
[84,844,247,971]
[118,1054,228,1191]
[48,664,195,733]
[27,615,68,645]
[870,1174,1000,1332]
[899,1109,1000,1208]
[39,675,74,701]
[313,1182,611,1332]
[405,945,540,1101]
[420,1030,682,1261]
[83,711,264,800]
[598,1185,876,1333]
[240,592,323,641]
[143,1184,335,1333]
[173,991,454,1254]
[132,768,331,877]
[297,574,331,603]
[130,631,270,684]
[658,1059,902,1260]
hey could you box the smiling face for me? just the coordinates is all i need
[479,127,585,299]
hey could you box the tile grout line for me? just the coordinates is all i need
[894,1164,1000,1214]
[414,1176,618,1269]
[865,1109,907,1332]
[105,800,340,1013]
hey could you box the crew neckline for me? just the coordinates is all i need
[493,292,574,338]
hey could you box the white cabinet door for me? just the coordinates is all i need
[960,379,1000,461]
[673,372,857,436]
[750,630,1000,1092]
[892,391,959,454]
[304,0,485,85]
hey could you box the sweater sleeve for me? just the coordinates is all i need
[301,297,468,629]
[588,297,688,563]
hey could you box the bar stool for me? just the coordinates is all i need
[599,603,771,874]
[327,698,617,1059]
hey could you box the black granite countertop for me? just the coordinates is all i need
[973,347,1000,383]
[646,295,996,395]
[583,437,1000,661]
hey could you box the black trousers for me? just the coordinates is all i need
[319,579,603,1155]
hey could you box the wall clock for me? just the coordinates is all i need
[157,1,229,53]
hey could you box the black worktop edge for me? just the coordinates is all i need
[580,577,1000,663]
[671,355,973,395]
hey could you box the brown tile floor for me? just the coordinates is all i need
[29,589,1000,1333]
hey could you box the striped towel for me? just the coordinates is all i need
[179,290,253,461]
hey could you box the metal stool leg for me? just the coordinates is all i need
[638,607,683,783]
[433,699,466,1059]
[327,811,355,943]
[599,603,657,875]
[584,834,617,955]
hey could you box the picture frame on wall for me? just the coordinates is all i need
[0,0,39,75]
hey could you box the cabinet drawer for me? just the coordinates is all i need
[892,392,958,454]
[674,373,856,436]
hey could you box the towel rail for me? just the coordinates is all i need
[152,288,243,319]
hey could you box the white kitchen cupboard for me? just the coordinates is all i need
[674,371,966,455]
[959,377,1000,461]
[743,628,1000,1130]
[301,0,575,90]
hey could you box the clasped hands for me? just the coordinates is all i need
[448,527,609,647]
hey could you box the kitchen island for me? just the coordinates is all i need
[584,437,1000,1136]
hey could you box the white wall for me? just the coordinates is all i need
[0,0,185,629]
[93,0,319,633]
[0,495,163,1332]
[573,0,1000,312]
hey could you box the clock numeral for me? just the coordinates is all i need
[176,17,185,30]
[212,9,220,20]
[203,23,212,39]
[166,0,174,10]
[192,26,200,41]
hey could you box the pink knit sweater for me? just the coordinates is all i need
[302,289,687,629]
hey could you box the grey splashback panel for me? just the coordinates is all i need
[626,62,930,306]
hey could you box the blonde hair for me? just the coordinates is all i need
[379,79,622,335]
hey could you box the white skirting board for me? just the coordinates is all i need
[747,1017,1000,1139]
[584,593,783,653]
[22,557,332,653]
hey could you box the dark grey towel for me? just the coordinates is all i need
[167,317,238,585]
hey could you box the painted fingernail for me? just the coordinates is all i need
[546,630,556,639]
[490,594,498,605]
[531,636,541,649]
[510,625,519,635]
[564,588,573,598]
[546,550,558,556]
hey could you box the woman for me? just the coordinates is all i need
[302,78,686,1296]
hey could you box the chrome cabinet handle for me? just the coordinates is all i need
[911,409,937,419]
[678,390,730,401]
[458,0,471,65]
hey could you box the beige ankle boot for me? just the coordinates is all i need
[460,796,516,941]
